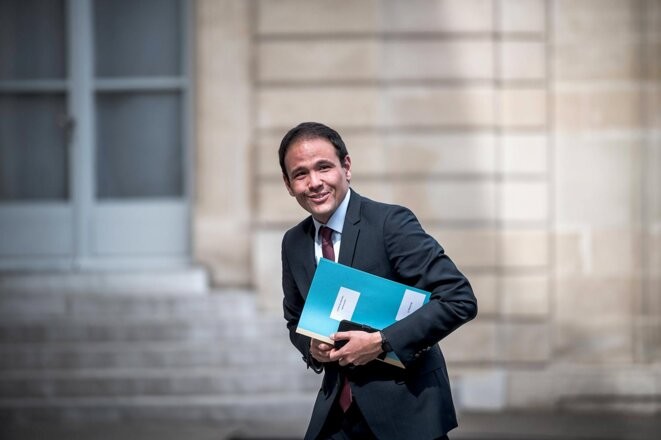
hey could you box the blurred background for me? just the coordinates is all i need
[0,0,660,439]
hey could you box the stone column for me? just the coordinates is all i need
[194,0,253,287]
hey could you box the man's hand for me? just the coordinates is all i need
[329,331,383,367]
[310,338,334,363]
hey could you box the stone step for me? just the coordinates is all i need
[0,392,316,426]
[0,289,259,323]
[0,268,209,296]
[0,315,287,344]
[0,368,321,398]
[0,341,304,370]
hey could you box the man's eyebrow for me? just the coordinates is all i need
[289,165,308,176]
[315,159,336,167]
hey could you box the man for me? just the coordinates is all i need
[280,122,477,440]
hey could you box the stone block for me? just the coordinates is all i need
[501,274,549,317]
[553,318,634,363]
[636,314,661,362]
[383,133,496,175]
[499,0,546,34]
[257,40,377,82]
[194,215,252,286]
[442,318,497,363]
[649,41,661,81]
[646,142,661,221]
[498,322,550,362]
[554,135,642,227]
[506,368,556,408]
[554,37,644,81]
[555,276,634,320]
[651,89,661,129]
[553,0,643,40]
[255,133,282,178]
[257,0,378,35]
[463,272,498,315]
[499,229,549,268]
[429,229,497,268]
[505,365,660,412]
[554,229,585,276]
[562,366,658,399]
[499,181,548,222]
[342,135,388,176]
[500,41,546,81]
[457,369,507,410]
[382,41,494,80]
[195,134,250,211]
[257,88,379,130]
[501,134,547,175]
[384,87,496,128]
[590,229,641,276]
[499,88,547,128]
[392,181,496,222]
[383,0,493,33]
[256,182,306,224]
[648,228,661,277]
[349,180,395,205]
[555,87,643,131]
[253,229,288,312]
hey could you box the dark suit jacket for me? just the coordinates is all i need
[282,191,477,440]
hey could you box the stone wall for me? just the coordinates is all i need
[194,0,661,411]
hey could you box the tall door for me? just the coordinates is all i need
[0,0,192,270]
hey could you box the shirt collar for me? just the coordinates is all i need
[313,188,352,237]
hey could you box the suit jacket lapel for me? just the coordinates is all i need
[299,218,317,295]
[338,191,361,267]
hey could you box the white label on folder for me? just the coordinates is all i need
[395,289,426,321]
[329,286,361,322]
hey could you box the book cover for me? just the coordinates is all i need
[296,258,431,368]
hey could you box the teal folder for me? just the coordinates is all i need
[296,258,431,368]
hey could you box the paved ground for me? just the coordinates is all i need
[2,411,660,440]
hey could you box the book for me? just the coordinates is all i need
[296,258,431,368]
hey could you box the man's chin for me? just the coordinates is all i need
[308,207,332,223]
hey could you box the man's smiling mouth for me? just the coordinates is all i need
[309,192,330,203]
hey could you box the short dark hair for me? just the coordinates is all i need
[278,122,349,180]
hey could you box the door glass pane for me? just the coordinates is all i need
[0,0,66,80]
[0,94,68,200]
[96,92,183,198]
[94,0,181,77]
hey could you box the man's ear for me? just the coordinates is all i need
[343,156,352,181]
[282,174,294,196]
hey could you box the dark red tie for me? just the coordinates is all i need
[319,226,335,262]
[319,226,352,412]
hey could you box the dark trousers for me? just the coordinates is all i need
[319,401,450,440]
[320,401,377,440]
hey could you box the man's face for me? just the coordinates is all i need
[283,137,351,224]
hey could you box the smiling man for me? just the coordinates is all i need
[279,122,477,440]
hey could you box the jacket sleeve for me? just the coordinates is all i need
[281,232,323,373]
[379,206,478,367]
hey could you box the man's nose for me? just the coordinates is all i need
[308,171,322,188]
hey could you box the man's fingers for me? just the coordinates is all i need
[331,331,351,341]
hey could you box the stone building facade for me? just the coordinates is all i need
[195,0,661,411]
